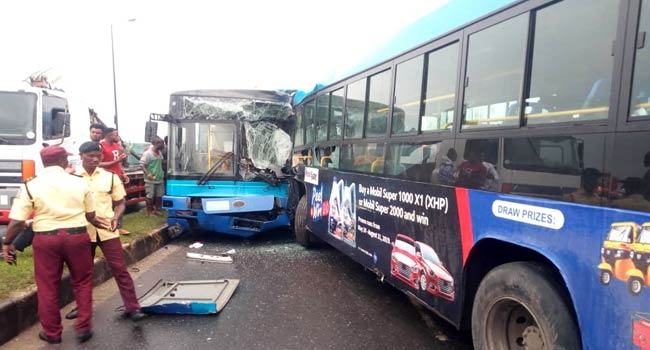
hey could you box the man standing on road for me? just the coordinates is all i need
[68,141,146,322]
[1,146,108,344]
[100,127,131,235]
[140,137,166,217]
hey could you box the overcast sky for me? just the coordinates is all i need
[0,0,448,142]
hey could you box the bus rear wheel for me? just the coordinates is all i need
[294,195,316,248]
[472,262,580,350]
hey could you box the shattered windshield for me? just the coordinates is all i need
[244,121,292,173]
[0,91,37,144]
[174,95,293,123]
[168,92,294,179]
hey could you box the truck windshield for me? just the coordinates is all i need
[170,122,236,176]
[0,91,37,144]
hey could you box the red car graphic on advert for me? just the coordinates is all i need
[390,234,455,301]
[634,313,650,349]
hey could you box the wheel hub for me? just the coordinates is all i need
[522,325,545,349]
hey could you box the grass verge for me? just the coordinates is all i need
[0,209,166,299]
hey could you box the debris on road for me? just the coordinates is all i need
[186,252,233,263]
[189,242,204,249]
[139,279,240,314]
[218,248,236,256]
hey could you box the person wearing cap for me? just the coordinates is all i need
[1,145,108,344]
[64,142,146,322]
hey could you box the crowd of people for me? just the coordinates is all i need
[1,124,166,344]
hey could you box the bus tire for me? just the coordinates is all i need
[471,262,580,350]
[294,195,314,248]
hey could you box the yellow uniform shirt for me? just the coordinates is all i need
[9,166,94,231]
[77,166,127,242]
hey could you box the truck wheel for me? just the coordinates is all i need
[294,195,315,248]
[628,277,644,296]
[472,262,581,350]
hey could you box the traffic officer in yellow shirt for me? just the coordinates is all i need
[1,146,108,344]
[69,141,146,321]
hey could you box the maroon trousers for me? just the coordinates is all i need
[33,233,93,339]
[92,237,140,312]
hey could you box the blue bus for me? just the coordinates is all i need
[159,89,294,237]
[289,0,650,348]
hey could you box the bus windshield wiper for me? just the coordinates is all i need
[0,136,13,144]
[197,152,234,185]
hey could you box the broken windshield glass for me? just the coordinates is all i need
[244,121,292,175]
[175,95,293,123]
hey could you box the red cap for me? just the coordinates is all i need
[40,146,73,164]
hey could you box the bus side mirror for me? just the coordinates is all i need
[145,121,158,142]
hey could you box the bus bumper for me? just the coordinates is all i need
[163,195,290,237]
[166,212,290,238]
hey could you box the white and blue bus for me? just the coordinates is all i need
[289,0,650,348]
[160,89,295,237]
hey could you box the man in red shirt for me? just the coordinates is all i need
[99,128,129,185]
[100,128,130,235]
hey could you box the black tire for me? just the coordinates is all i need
[472,262,581,350]
[294,195,315,248]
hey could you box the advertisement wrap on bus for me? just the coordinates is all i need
[288,0,650,348]
[301,166,650,349]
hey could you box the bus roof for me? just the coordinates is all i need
[293,0,519,105]
[171,89,292,104]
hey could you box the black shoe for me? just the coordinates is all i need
[76,330,93,343]
[123,309,147,322]
[65,308,78,319]
[38,331,62,344]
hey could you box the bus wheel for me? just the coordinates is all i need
[472,262,580,350]
[599,270,611,285]
[294,195,315,248]
[628,277,644,296]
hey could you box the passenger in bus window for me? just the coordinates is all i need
[612,177,650,213]
[563,168,602,206]
[481,156,499,192]
[455,148,488,190]
[433,148,457,185]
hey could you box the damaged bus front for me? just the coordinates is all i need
[159,90,294,237]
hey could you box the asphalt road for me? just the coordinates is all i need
[3,228,473,350]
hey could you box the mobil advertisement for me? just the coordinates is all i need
[305,168,464,322]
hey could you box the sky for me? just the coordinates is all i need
[0,0,448,142]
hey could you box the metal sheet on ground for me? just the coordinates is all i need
[139,279,239,314]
